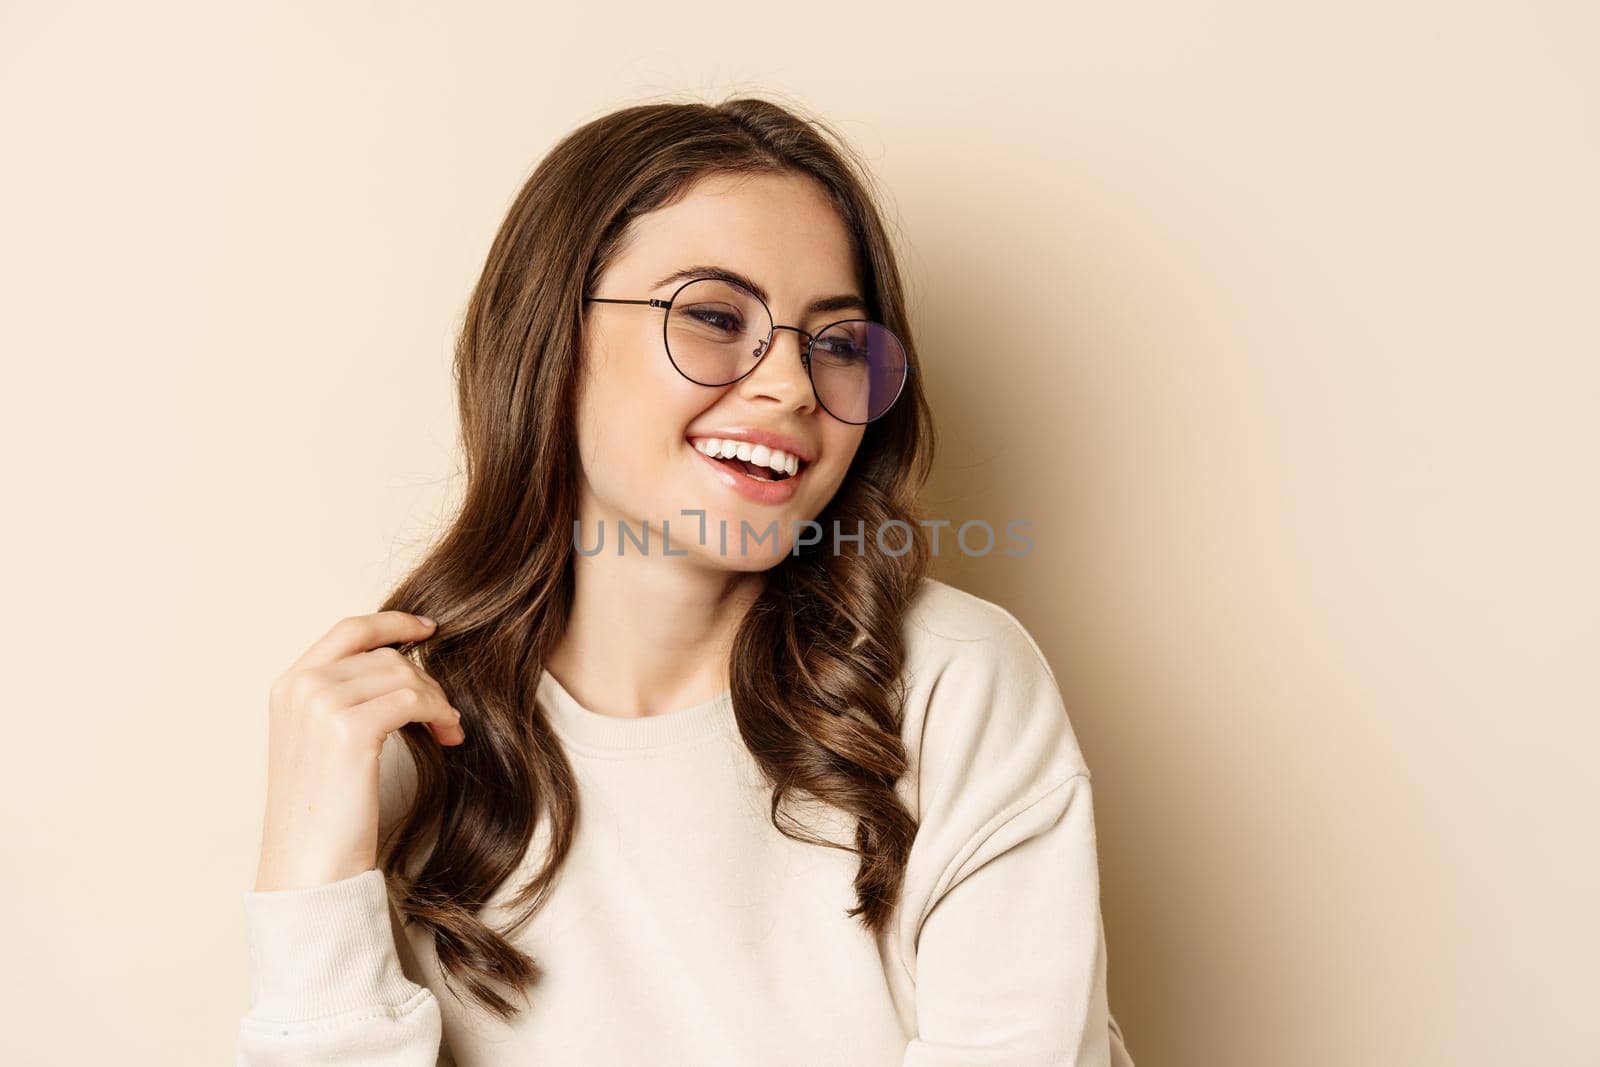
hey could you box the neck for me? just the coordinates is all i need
[545,515,764,719]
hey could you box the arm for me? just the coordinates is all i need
[239,612,460,1064]
[235,868,447,1066]
[895,587,1135,1065]
[899,773,1133,1066]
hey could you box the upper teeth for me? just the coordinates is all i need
[690,437,802,477]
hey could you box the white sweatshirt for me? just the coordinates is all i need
[237,578,1136,1065]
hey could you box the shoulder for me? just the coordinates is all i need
[898,577,1074,707]
[895,577,1090,820]
[901,576,1063,661]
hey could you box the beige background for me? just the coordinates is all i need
[4,1,1596,1064]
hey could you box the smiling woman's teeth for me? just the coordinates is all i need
[691,437,801,481]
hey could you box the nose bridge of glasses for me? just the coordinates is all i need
[769,322,813,353]
[753,322,813,363]
[747,322,820,412]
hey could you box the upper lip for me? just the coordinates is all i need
[686,428,816,465]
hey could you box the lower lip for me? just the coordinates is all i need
[688,441,807,505]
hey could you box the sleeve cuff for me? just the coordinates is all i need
[243,867,426,1023]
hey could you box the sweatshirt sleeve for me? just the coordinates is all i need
[234,867,445,1066]
[899,774,1133,1066]
[895,589,1134,1066]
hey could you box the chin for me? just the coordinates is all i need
[678,509,803,570]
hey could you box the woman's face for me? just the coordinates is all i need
[576,170,870,570]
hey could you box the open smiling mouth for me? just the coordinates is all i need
[688,437,808,483]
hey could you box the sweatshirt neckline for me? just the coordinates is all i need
[536,667,734,752]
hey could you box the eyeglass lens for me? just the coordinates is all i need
[663,278,908,424]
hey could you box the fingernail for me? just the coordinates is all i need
[418,615,436,627]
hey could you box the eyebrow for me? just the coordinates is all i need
[650,265,870,317]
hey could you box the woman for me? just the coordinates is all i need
[238,96,1135,1066]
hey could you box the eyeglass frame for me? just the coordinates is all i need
[581,276,916,425]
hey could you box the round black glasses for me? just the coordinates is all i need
[582,276,914,425]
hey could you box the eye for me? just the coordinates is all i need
[685,305,744,335]
[815,336,862,355]
[812,333,870,362]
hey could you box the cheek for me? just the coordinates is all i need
[574,338,710,504]
[584,324,699,417]
[574,341,643,495]
[817,426,867,481]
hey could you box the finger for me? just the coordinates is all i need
[291,611,436,673]
[349,686,466,748]
[316,664,434,714]
[319,647,445,697]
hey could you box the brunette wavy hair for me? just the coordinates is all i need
[376,94,938,1019]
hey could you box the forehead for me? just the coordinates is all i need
[611,171,863,299]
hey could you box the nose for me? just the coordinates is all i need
[742,325,816,410]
